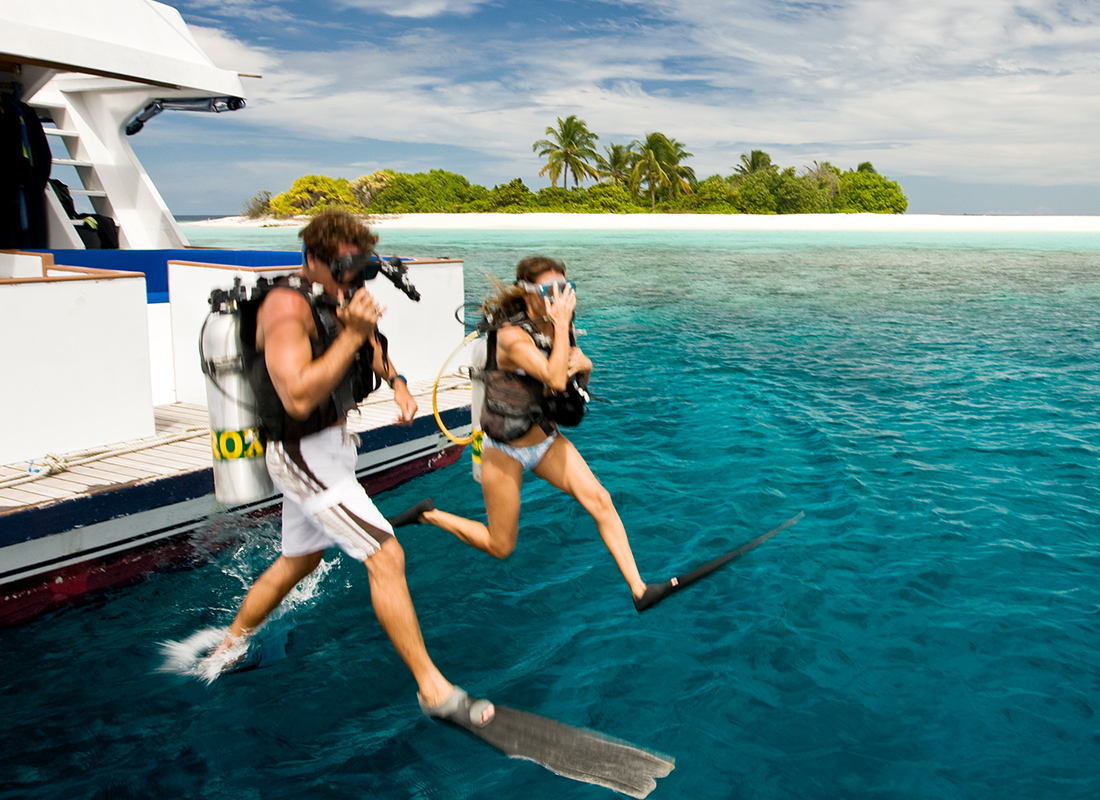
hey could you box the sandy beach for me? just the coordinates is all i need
[181,212,1100,233]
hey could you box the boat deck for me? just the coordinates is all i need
[0,375,471,515]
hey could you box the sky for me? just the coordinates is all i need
[130,0,1100,215]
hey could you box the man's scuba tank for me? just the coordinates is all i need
[200,278,274,505]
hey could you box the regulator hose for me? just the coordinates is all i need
[432,330,480,445]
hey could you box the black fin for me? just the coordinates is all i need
[425,691,674,799]
[635,511,804,612]
[387,498,435,528]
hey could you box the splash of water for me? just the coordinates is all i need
[157,558,338,682]
[157,627,240,683]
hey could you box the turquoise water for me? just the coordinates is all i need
[3,225,1099,799]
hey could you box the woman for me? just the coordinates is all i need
[394,256,662,611]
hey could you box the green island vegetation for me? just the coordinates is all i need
[242,116,908,218]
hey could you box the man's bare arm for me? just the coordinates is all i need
[260,289,372,419]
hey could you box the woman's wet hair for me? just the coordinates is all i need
[481,255,567,324]
[515,255,566,283]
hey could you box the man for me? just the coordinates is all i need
[203,210,492,727]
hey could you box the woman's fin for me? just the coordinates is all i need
[388,498,435,528]
[635,511,804,612]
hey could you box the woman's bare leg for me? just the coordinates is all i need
[533,435,647,600]
[419,445,524,559]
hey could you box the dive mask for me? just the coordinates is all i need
[330,253,380,287]
[518,279,576,302]
[328,252,421,302]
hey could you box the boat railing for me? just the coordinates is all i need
[167,258,467,406]
[0,250,155,465]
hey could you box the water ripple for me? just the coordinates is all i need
[5,230,1100,799]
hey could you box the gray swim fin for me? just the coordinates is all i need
[420,688,674,798]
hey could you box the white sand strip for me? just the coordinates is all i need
[181,213,1100,233]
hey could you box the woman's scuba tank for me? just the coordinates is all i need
[468,334,487,482]
[432,312,592,485]
[200,278,274,505]
[431,327,488,483]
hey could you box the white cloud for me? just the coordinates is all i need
[178,1,1100,190]
[188,24,278,75]
[177,0,300,25]
[333,0,494,19]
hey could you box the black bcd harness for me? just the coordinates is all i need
[477,313,590,443]
[238,276,388,442]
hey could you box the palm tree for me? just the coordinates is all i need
[628,132,695,210]
[532,115,601,189]
[663,135,696,196]
[803,160,840,199]
[594,142,636,187]
[735,149,774,175]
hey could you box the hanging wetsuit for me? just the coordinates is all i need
[0,92,51,249]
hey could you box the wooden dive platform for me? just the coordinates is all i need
[0,376,470,513]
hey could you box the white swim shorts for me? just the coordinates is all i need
[266,425,394,561]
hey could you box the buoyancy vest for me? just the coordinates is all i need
[478,314,588,442]
[239,277,387,442]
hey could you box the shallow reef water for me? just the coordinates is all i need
[2,227,1098,800]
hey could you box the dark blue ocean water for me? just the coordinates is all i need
[3,226,1098,799]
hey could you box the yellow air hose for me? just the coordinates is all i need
[432,330,480,445]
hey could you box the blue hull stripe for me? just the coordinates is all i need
[0,410,468,548]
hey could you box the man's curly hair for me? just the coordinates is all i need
[299,209,378,263]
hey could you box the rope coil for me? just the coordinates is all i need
[0,427,209,490]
